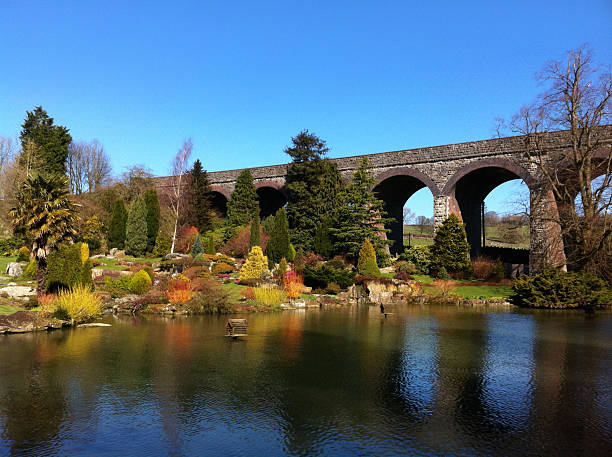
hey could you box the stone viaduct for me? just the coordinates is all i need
[155,127,612,273]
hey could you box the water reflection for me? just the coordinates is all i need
[0,307,610,456]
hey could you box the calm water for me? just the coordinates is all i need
[0,306,611,457]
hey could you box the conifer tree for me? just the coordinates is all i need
[18,106,71,178]
[357,238,380,276]
[191,159,213,232]
[331,157,391,262]
[293,247,305,274]
[314,218,333,259]
[108,198,127,249]
[267,207,290,264]
[144,188,160,253]
[191,233,204,257]
[431,213,472,273]
[227,169,258,227]
[125,196,148,257]
[250,206,261,247]
[285,130,344,251]
[239,246,268,280]
[206,235,215,255]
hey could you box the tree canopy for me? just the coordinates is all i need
[227,169,258,227]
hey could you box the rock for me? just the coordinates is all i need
[91,268,105,280]
[380,266,395,274]
[165,253,189,260]
[5,262,26,277]
[0,285,36,300]
[109,248,125,258]
[361,279,421,304]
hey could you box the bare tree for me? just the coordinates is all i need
[0,136,18,200]
[507,46,612,279]
[68,140,112,194]
[169,139,193,253]
[403,207,415,225]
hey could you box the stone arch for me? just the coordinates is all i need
[372,167,439,255]
[210,186,230,217]
[255,181,287,218]
[442,159,534,259]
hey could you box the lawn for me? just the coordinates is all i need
[0,256,17,275]
[413,274,513,299]
[0,303,22,315]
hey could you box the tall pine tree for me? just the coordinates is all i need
[250,205,261,248]
[227,169,258,227]
[125,196,148,257]
[331,157,391,261]
[285,130,344,251]
[19,106,72,178]
[266,207,290,264]
[144,188,160,253]
[190,159,213,232]
[107,198,127,249]
[431,214,472,273]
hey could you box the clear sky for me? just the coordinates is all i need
[1,0,610,217]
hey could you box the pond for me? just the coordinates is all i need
[1,306,611,457]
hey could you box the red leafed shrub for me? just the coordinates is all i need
[169,276,190,292]
[472,256,496,280]
[304,252,323,267]
[212,262,234,274]
[222,225,251,258]
[244,287,255,300]
[183,266,208,280]
[190,276,220,293]
[177,226,199,253]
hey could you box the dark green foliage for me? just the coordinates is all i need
[144,189,160,253]
[431,214,472,273]
[303,265,355,290]
[19,106,71,178]
[285,130,344,251]
[293,248,305,273]
[0,237,26,256]
[206,235,215,255]
[276,258,287,284]
[262,215,275,235]
[227,169,258,227]
[191,233,204,257]
[153,232,172,257]
[357,239,380,276]
[331,157,391,261]
[287,244,296,262]
[20,260,37,280]
[399,246,433,274]
[314,219,333,259]
[46,244,89,293]
[191,160,213,232]
[491,260,506,281]
[108,199,127,249]
[125,196,148,257]
[250,207,261,248]
[267,207,290,264]
[510,270,612,308]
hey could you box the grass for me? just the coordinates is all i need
[0,256,17,275]
[413,274,513,299]
[0,303,22,315]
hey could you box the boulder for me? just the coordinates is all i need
[0,285,36,300]
[165,253,190,260]
[5,262,26,277]
[109,248,125,258]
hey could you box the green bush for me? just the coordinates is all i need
[304,264,355,290]
[104,275,132,297]
[153,232,172,257]
[191,234,204,257]
[0,236,25,256]
[20,260,37,280]
[431,214,472,273]
[399,246,432,274]
[490,260,506,281]
[325,282,341,295]
[129,270,152,295]
[16,246,30,263]
[510,270,612,308]
[357,239,380,276]
[397,261,417,275]
[46,244,90,293]
[212,262,234,274]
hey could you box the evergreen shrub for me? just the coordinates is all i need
[239,246,268,280]
[153,232,172,257]
[129,270,152,295]
[16,246,30,262]
[357,239,380,276]
[399,246,432,274]
[431,214,472,273]
[510,270,612,308]
[191,234,204,257]
[46,244,90,293]
[212,262,234,274]
[303,265,355,290]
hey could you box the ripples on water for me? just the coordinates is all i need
[0,307,611,457]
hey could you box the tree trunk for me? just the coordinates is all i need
[36,257,47,298]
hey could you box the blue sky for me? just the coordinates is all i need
[1,0,610,217]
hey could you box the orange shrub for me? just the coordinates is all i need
[167,289,193,304]
[213,262,234,274]
[472,256,496,280]
[169,276,190,292]
[243,287,256,300]
[177,226,198,253]
[283,271,304,300]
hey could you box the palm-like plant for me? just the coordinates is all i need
[10,174,78,296]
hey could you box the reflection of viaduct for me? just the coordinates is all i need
[155,128,612,273]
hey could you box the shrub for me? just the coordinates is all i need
[205,235,215,255]
[431,214,472,273]
[16,246,30,262]
[304,251,323,267]
[0,236,26,256]
[472,256,496,280]
[222,225,251,258]
[325,282,341,295]
[18,259,35,280]
[104,274,132,297]
[167,289,193,304]
[153,232,172,257]
[159,257,193,273]
[283,271,303,300]
[185,290,232,314]
[357,239,380,276]
[169,275,191,291]
[191,234,204,257]
[293,248,305,273]
[490,260,506,282]
[399,246,433,274]
[190,275,219,293]
[239,246,268,281]
[276,258,287,284]
[398,262,417,275]
[303,265,355,290]
[213,262,234,274]
[254,285,286,307]
[80,242,89,263]
[287,244,296,262]
[129,270,152,295]
[394,270,412,281]
[325,259,345,270]
[52,285,102,322]
[510,270,612,308]
[240,286,254,301]
[125,196,148,257]
[183,266,208,280]
[134,291,168,306]
[46,244,91,293]
[177,226,198,253]
[435,266,450,280]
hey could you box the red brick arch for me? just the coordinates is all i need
[254,180,287,196]
[210,186,231,200]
